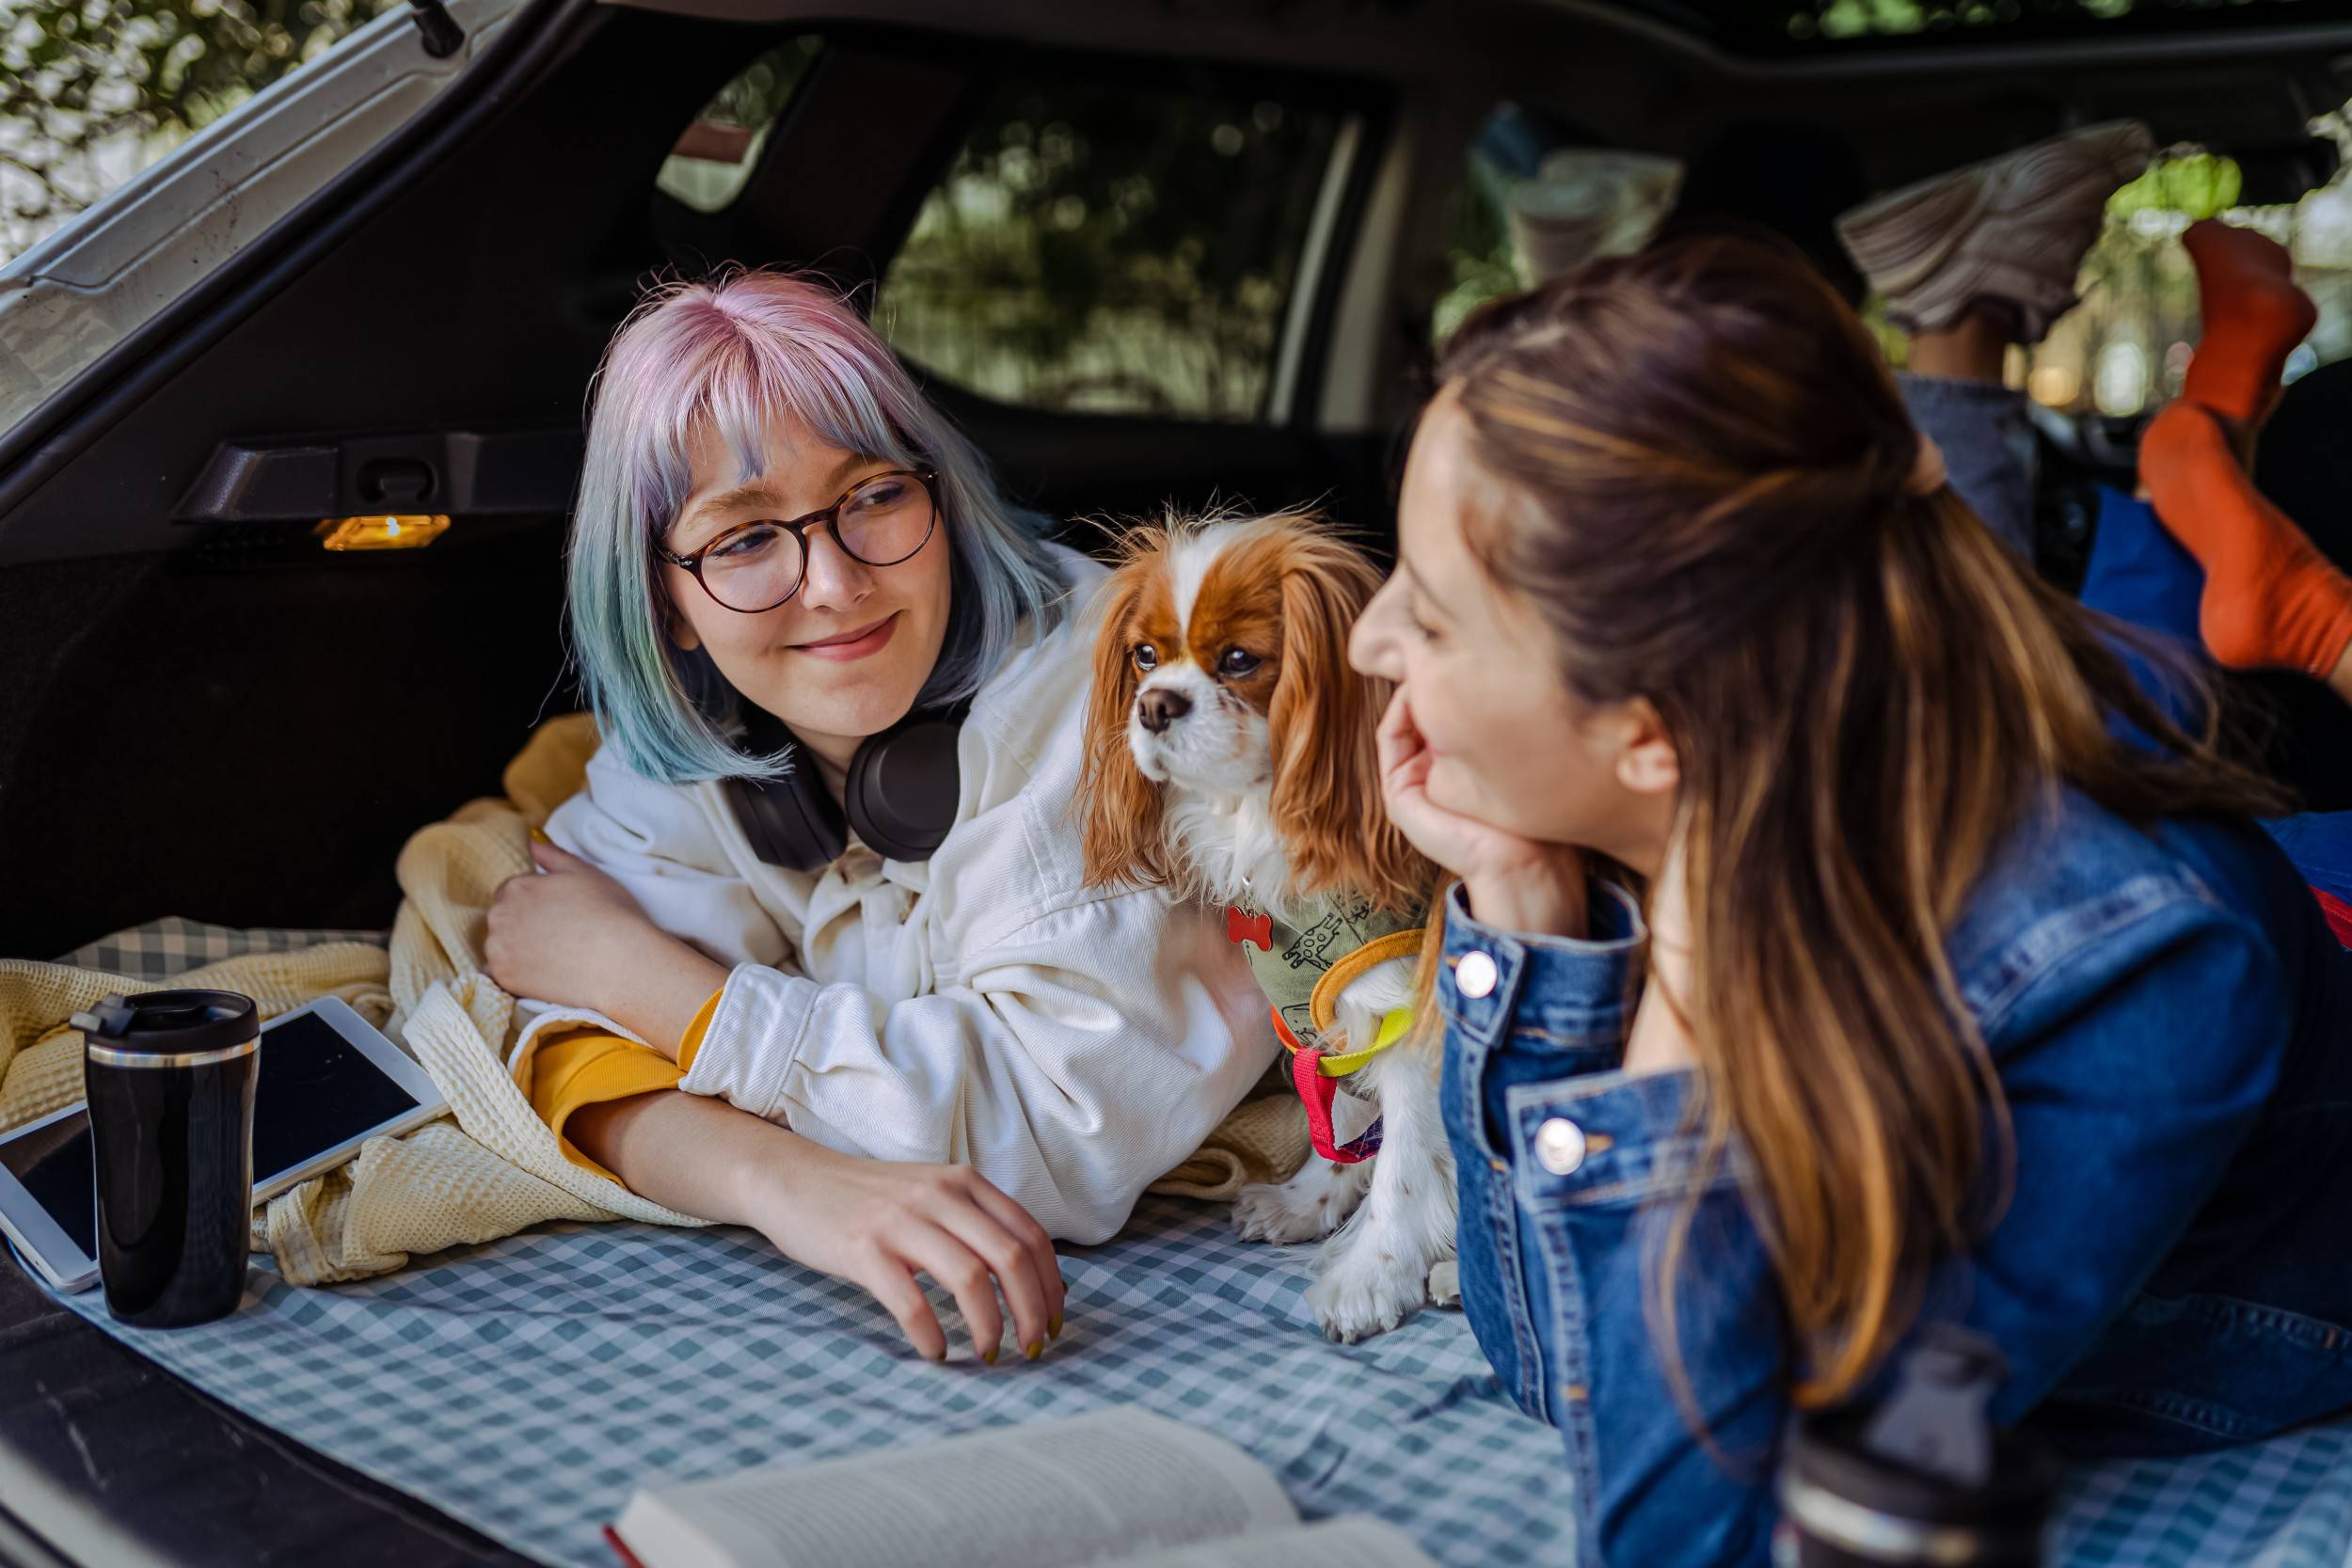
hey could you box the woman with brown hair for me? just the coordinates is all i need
[1348,232,2352,1564]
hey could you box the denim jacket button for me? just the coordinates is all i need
[1455,950,1499,999]
[1534,1117,1587,1176]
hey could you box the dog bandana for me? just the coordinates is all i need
[1227,897,1424,1164]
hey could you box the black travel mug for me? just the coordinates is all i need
[71,990,260,1327]
[1775,1329,2056,1567]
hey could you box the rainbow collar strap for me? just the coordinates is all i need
[1267,927,1425,1164]
[1274,1003,1415,1076]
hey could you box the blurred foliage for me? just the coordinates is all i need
[653,34,821,213]
[695,33,818,131]
[1788,0,2145,40]
[1433,152,1517,343]
[880,77,1341,418]
[0,0,401,253]
[2109,151,2244,220]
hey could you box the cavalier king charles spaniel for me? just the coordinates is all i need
[1078,512,1455,1341]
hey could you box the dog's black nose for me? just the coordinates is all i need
[1136,689,1192,734]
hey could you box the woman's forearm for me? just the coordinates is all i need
[564,1085,1068,1365]
[1462,866,1590,940]
[566,1087,804,1225]
[600,942,731,1061]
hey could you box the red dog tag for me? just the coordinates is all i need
[1227,907,1274,951]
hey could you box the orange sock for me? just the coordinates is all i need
[2139,402,2352,678]
[2179,220,2316,428]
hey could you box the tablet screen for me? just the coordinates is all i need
[2,1007,427,1264]
[251,1010,423,1179]
[0,1115,95,1257]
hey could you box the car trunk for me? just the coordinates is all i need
[5,0,2351,957]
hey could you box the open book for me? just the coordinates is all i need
[604,1407,1439,1568]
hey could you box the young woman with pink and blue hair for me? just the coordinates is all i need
[482,273,1271,1365]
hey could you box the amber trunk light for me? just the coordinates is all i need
[315,515,451,550]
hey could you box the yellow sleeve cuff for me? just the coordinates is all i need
[529,987,725,1183]
[676,985,723,1074]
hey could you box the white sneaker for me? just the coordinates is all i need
[1507,150,1683,282]
[1836,120,2153,343]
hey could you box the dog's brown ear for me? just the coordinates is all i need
[1077,549,1170,890]
[1268,532,1430,915]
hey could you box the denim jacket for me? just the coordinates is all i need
[1441,789,2352,1568]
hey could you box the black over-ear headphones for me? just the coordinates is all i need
[723,704,968,872]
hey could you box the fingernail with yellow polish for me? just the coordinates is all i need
[1048,1313,1063,1341]
[530,827,550,844]
[980,1345,998,1367]
[1024,1339,1042,1361]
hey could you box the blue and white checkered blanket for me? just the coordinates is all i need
[38,919,2352,1568]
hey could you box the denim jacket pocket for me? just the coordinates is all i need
[1490,1069,1744,1403]
[1487,1069,1783,1568]
[1438,879,1643,1165]
[1443,1039,1640,1432]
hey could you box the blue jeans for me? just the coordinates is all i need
[1902,372,2039,558]
[1913,376,2352,895]
[2085,482,2352,896]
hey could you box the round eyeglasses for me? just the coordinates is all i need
[656,467,941,614]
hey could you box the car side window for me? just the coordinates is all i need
[1432,105,1682,343]
[656,36,825,214]
[877,72,1348,421]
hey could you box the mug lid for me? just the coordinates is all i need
[71,990,260,1055]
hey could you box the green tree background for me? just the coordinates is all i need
[879,79,1339,419]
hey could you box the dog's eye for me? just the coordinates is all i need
[1131,644,1159,673]
[1219,647,1262,677]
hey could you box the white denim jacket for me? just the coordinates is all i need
[532,547,1273,1242]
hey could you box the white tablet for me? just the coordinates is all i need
[0,995,446,1292]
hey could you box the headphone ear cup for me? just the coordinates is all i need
[727,764,848,873]
[844,719,964,863]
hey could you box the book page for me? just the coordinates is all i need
[618,1408,1298,1568]
[1120,1517,1441,1568]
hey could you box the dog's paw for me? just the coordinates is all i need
[1306,1237,1430,1342]
[1232,1181,1314,1243]
[1233,1161,1369,1244]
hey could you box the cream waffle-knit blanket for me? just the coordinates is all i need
[0,718,1308,1286]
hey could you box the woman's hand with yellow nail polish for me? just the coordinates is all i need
[739,1143,1066,1367]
